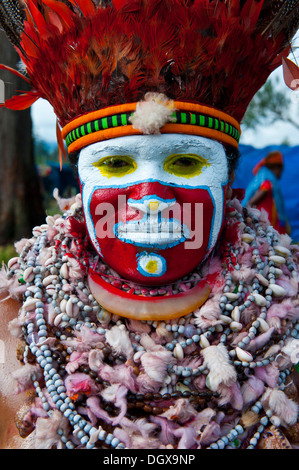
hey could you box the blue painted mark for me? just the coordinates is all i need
[136,252,167,277]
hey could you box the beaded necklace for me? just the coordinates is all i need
[6,192,299,449]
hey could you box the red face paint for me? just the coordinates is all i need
[86,181,225,285]
[78,135,229,286]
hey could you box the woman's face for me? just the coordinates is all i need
[78,134,229,285]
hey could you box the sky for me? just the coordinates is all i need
[31,65,299,149]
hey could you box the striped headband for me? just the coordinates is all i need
[61,101,241,153]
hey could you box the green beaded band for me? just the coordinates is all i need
[65,112,132,147]
[174,111,240,142]
[64,110,241,149]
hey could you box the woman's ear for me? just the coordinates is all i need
[226,170,235,199]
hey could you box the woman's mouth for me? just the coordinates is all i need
[115,217,189,247]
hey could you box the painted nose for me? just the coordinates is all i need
[127,196,176,215]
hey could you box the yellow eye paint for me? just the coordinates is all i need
[163,153,210,178]
[92,155,137,178]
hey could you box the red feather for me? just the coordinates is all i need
[42,0,75,28]
[56,120,67,170]
[46,11,64,33]
[240,0,264,28]
[4,0,296,128]
[2,91,39,110]
[0,64,31,84]
[23,0,50,38]
[66,0,96,17]
[282,57,299,91]
[113,0,128,10]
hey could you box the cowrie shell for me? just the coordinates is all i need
[258,317,270,332]
[7,257,20,269]
[46,215,55,226]
[206,375,217,392]
[60,299,67,313]
[241,233,255,243]
[225,292,240,301]
[23,267,35,283]
[175,383,191,393]
[66,297,80,318]
[60,263,69,279]
[220,314,232,324]
[269,284,286,297]
[174,343,184,360]
[253,293,267,306]
[46,284,56,295]
[45,257,55,267]
[255,273,269,287]
[54,312,64,327]
[200,335,210,348]
[23,298,39,311]
[42,275,58,287]
[32,226,42,237]
[273,245,290,258]
[230,321,243,331]
[231,306,240,322]
[235,347,253,362]
[269,255,286,266]
[96,309,111,323]
[26,286,36,294]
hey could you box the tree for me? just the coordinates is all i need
[0,32,45,245]
[242,75,299,131]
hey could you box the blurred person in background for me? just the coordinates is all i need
[243,150,291,235]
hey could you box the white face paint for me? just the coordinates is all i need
[78,134,229,284]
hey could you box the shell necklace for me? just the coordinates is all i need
[7,193,299,449]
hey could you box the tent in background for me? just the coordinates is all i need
[233,144,299,242]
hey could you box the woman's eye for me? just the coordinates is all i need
[164,154,210,178]
[173,157,198,167]
[92,155,137,177]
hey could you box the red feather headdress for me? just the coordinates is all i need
[0,0,298,161]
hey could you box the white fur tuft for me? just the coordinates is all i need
[202,343,237,392]
[261,388,298,427]
[130,92,176,134]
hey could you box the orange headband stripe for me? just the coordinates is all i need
[61,103,137,139]
[173,101,240,131]
[66,124,239,154]
[62,101,241,153]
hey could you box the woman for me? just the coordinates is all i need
[0,0,299,451]
[243,151,291,234]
